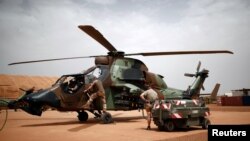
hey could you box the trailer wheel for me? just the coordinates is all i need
[164,120,175,131]
[202,118,211,129]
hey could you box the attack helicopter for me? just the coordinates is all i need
[3,25,233,124]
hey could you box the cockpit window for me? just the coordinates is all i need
[56,76,75,85]
[84,65,109,81]
[92,67,102,78]
[55,75,85,94]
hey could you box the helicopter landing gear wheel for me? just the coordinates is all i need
[101,112,113,124]
[77,111,88,122]
[202,118,211,129]
[164,120,175,131]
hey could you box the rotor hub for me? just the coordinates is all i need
[108,51,125,57]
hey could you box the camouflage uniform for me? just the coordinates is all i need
[83,79,107,112]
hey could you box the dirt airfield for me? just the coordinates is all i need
[0,104,250,141]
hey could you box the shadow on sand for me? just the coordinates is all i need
[21,113,145,132]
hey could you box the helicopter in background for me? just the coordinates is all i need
[2,25,233,123]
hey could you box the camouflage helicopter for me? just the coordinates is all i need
[2,25,233,124]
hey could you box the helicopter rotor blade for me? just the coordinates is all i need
[184,73,195,77]
[8,55,101,65]
[78,25,117,52]
[196,61,201,72]
[125,50,233,56]
[201,85,205,91]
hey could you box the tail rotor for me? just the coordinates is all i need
[184,61,209,98]
[184,61,203,78]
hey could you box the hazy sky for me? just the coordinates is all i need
[0,0,249,95]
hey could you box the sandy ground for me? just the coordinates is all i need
[0,105,250,141]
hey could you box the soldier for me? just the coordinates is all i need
[140,84,159,130]
[82,78,107,113]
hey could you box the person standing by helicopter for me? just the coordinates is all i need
[82,77,107,113]
[140,84,159,130]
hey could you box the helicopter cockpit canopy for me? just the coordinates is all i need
[49,73,85,94]
[61,65,109,94]
[52,64,109,94]
[83,65,109,83]
[55,73,84,84]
